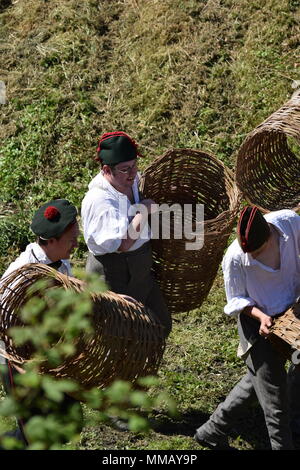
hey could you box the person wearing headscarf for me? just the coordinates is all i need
[81,131,171,338]
[194,206,300,450]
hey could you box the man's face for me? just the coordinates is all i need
[49,222,79,260]
[104,159,138,191]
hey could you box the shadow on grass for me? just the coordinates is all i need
[0,0,11,13]
[149,406,271,450]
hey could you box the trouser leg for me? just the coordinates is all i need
[196,372,256,441]
[144,281,172,338]
[245,336,293,450]
[287,363,300,436]
[197,337,294,449]
[86,252,106,279]
[86,250,172,338]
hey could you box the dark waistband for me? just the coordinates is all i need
[94,241,151,260]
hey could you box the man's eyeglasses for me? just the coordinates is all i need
[113,162,138,175]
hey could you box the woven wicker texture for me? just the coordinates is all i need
[139,148,241,314]
[236,91,300,211]
[0,264,166,390]
[269,301,300,361]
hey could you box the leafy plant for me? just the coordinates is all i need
[0,271,176,450]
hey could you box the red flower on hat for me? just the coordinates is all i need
[44,206,60,220]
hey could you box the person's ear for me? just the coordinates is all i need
[102,164,111,175]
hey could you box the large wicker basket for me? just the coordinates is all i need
[140,148,241,314]
[0,264,166,391]
[235,91,300,211]
[269,300,300,362]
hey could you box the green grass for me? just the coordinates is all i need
[71,271,270,451]
[0,0,300,451]
[1,0,299,268]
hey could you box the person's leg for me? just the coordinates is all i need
[145,281,172,338]
[245,336,293,450]
[85,252,107,281]
[287,363,300,436]
[195,372,256,447]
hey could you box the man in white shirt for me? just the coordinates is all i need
[0,199,81,448]
[2,200,79,279]
[81,131,171,338]
[194,206,300,450]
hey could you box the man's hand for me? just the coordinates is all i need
[140,199,159,214]
[258,314,274,337]
[243,306,273,337]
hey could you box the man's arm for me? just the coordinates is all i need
[118,199,157,252]
[242,305,273,337]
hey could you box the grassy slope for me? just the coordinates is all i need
[0,0,299,450]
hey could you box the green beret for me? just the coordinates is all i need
[96,132,139,165]
[31,199,77,239]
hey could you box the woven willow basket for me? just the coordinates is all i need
[0,264,166,391]
[140,148,241,314]
[269,301,300,361]
[236,91,300,211]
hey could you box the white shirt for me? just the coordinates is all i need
[0,243,72,361]
[222,210,300,317]
[1,242,72,279]
[81,171,151,255]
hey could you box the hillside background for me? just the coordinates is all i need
[0,0,300,451]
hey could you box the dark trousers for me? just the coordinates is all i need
[196,314,300,450]
[86,242,172,338]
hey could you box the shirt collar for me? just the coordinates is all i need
[29,242,52,264]
[90,171,140,201]
[30,243,68,269]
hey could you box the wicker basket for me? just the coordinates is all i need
[140,148,241,314]
[0,264,166,391]
[235,91,300,211]
[269,301,300,361]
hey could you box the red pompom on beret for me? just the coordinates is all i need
[31,199,77,239]
[44,206,60,220]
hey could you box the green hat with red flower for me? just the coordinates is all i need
[31,199,77,239]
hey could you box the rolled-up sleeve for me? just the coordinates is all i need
[91,208,128,253]
[222,252,255,317]
[82,195,129,254]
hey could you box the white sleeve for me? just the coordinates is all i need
[82,197,129,254]
[222,252,256,317]
[91,208,128,253]
[1,251,33,279]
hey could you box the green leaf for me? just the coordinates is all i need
[128,414,150,433]
[129,391,152,409]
